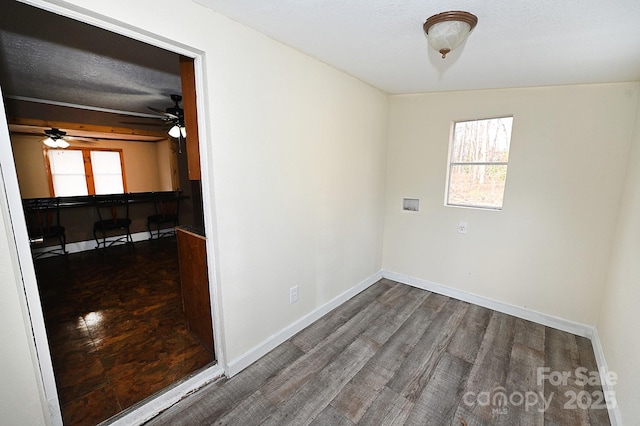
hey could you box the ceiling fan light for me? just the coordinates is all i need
[43,137,58,148]
[423,11,477,59]
[56,139,70,149]
[168,124,181,138]
[180,126,187,138]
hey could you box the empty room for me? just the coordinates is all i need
[0,0,638,425]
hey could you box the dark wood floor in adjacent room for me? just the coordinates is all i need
[148,279,610,426]
[35,238,214,426]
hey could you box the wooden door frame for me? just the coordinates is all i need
[0,1,226,424]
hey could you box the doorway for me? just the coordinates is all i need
[0,1,222,424]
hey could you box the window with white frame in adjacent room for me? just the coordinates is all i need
[446,116,513,210]
[46,148,126,197]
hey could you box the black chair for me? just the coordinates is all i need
[147,191,180,239]
[93,194,133,248]
[23,198,67,258]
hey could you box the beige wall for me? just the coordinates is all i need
[383,83,639,326]
[3,0,389,388]
[0,205,48,424]
[598,89,640,423]
[10,134,174,198]
[200,12,389,360]
[156,138,178,191]
[10,135,49,198]
[2,0,639,424]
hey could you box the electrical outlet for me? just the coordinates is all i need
[458,221,468,234]
[289,286,299,304]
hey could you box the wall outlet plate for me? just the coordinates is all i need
[458,221,468,234]
[289,285,299,304]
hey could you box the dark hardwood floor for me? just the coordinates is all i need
[148,279,610,425]
[35,238,214,426]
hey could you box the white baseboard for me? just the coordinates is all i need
[382,270,594,338]
[226,270,384,377]
[589,328,623,426]
[31,228,174,258]
[383,270,623,424]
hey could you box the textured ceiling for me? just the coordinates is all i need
[195,0,640,94]
[0,0,639,127]
[0,0,182,119]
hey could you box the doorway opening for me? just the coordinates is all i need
[0,1,221,424]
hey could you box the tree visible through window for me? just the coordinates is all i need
[47,148,126,197]
[446,116,513,210]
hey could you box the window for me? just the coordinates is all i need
[47,149,88,196]
[90,151,124,194]
[47,148,126,196]
[446,116,513,210]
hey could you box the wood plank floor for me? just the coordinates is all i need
[147,279,610,425]
[35,238,214,426]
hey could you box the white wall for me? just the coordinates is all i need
[0,5,388,422]
[383,83,639,325]
[598,88,640,423]
[0,207,48,424]
[3,2,638,424]
[206,21,388,360]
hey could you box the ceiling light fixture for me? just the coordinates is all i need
[423,11,478,59]
[42,128,70,148]
[168,123,186,139]
[148,94,186,152]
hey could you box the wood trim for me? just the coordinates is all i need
[179,56,201,180]
[45,147,126,196]
[82,150,96,194]
[43,147,55,197]
[8,118,168,140]
[118,150,128,193]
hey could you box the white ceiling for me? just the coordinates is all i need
[195,0,640,94]
[1,0,639,126]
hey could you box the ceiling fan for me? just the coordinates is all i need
[147,94,186,152]
[13,127,100,149]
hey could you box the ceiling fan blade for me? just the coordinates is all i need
[147,106,179,120]
[120,121,166,127]
[66,136,100,142]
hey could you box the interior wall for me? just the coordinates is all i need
[19,0,389,363]
[10,134,171,197]
[7,1,636,424]
[597,89,640,423]
[156,138,178,191]
[383,83,639,326]
[198,11,389,361]
[0,202,48,425]
[9,135,49,197]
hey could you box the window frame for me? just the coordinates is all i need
[44,147,127,197]
[445,115,513,211]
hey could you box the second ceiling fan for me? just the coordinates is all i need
[147,94,186,152]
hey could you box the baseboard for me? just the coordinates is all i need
[589,328,623,426]
[383,270,624,423]
[226,270,384,377]
[31,228,174,257]
[382,270,594,339]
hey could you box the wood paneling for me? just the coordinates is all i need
[176,227,214,352]
[179,56,201,180]
[8,119,168,140]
